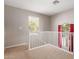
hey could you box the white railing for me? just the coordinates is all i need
[28,31,73,51]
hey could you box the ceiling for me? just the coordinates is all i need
[4,0,74,16]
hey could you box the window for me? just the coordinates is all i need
[28,16,39,32]
[62,23,70,48]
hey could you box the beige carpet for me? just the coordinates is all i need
[5,44,73,59]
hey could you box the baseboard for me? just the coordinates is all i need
[29,44,49,50]
[48,44,73,55]
[5,43,28,49]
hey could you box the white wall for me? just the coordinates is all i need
[51,9,74,31]
[5,5,74,48]
[5,5,51,48]
[50,9,74,47]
